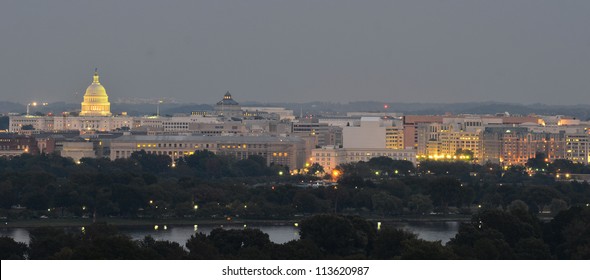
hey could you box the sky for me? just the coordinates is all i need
[0,0,589,105]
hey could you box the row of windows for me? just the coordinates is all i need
[137,143,211,149]
[314,152,412,157]
[134,142,279,150]
[85,106,108,111]
[0,146,28,150]
[219,144,248,149]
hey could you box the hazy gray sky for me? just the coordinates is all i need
[1,0,589,105]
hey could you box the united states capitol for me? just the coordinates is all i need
[3,70,589,173]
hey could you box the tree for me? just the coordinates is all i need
[28,227,78,259]
[367,157,415,175]
[307,163,325,176]
[549,159,577,174]
[0,237,28,260]
[550,199,568,216]
[526,152,549,171]
[407,194,433,214]
[544,207,590,259]
[418,160,472,180]
[514,238,551,259]
[300,214,375,256]
[186,233,220,260]
[293,191,322,213]
[455,148,475,162]
[138,236,187,259]
[129,150,172,174]
[400,239,456,259]
[371,193,403,215]
[428,177,463,213]
[372,227,417,259]
[507,200,529,214]
[448,224,515,259]
[475,209,539,247]
[208,228,271,257]
[269,239,323,259]
[176,150,232,178]
[523,186,563,213]
[234,158,267,177]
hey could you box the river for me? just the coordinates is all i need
[1,221,460,246]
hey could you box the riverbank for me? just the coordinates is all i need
[0,214,477,229]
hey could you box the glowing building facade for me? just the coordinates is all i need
[80,70,112,117]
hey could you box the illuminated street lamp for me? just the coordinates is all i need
[26,102,48,116]
[26,102,37,115]
[156,100,163,117]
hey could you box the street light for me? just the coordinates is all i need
[26,102,48,116]
[26,102,37,115]
[157,100,163,117]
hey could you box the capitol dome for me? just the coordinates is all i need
[80,69,112,117]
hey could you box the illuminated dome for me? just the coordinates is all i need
[80,69,112,117]
[214,91,242,119]
[216,91,239,106]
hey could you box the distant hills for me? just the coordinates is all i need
[247,101,590,120]
[1,100,589,120]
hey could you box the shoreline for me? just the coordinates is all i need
[0,215,475,229]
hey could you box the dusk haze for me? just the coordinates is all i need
[1,1,589,277]
[1,0,589,105]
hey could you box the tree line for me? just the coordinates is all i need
[1,152,589,220]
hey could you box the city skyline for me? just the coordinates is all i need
[1,1,589,105]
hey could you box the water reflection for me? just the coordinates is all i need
[120,224,300,245]
[0,228,30,244]
[398,221,460,243]
[0,221,459,245]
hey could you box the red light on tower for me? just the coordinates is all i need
[384,104,389,109]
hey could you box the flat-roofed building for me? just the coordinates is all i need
[385,126,404,150]
[292,118,343,147]
[110,134,307,169]
[482,127,566,165]
[0,133,39,157]
[60,141,96,163]
[310,146,416,173]
[565,133,589,164]
[343,117,394,149]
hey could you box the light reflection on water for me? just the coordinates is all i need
[0,228,30,244]
[397,221,460,244]
[0,221,459,245]
[120,224,301,246]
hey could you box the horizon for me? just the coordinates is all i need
[2,98,590,107]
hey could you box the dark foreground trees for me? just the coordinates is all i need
[3,207,588,260]
[0,237,28,259]
[1,153,589,221]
